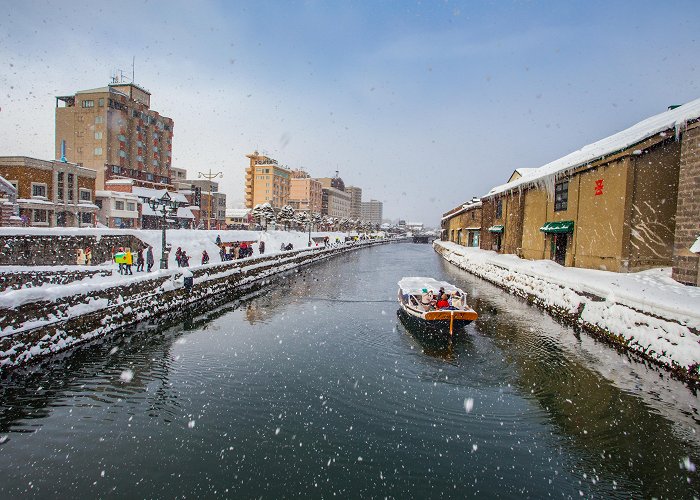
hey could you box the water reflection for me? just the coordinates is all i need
[395,308,475,362]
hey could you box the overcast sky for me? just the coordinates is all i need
[1,0,698,225]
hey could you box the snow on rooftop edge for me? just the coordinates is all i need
[487,98,700,197]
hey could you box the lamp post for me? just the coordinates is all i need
[197,169,223,230]
[148,191,179,269]
[307,211,312,247]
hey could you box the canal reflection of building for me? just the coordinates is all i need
[472,294,700,499]
[0,325,180,434]
[396,308,473,362]
[243,273,319,324]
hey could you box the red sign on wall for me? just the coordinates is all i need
[594,179,604,196]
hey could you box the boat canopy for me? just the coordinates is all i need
[398,277,463,295]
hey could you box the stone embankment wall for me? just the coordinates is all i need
[0,234,146,266]
[433,241,700,384]
[0,269,112,292]
[0,240,390,370]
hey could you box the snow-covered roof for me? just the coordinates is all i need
[17,198,53,205]
[487,98,700,197]
[441,198,482,221]
[0,175,16,194]
[176,206,195,219]
[398,277,463,295]
[226,208,251,218]
[691,236,700,254]
[105,179,134,186]
[95,190,139,200]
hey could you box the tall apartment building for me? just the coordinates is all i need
[346,185,362,220]
[56,82,174,190]
[289,169,323,213]
[361,199,383,226]
[244,151,291,209]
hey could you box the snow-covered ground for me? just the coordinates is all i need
[435,241,700,374]
[0,226,352,266]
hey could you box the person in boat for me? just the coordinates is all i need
[436,294,450,310]
[420,288,435,311]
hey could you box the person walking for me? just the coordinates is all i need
[146,246,155,272]
[175,247,183,267]
[180,250,190,267]
[136,247,145,272]
[76,248,86,265]
[84,247,92,266]
[124,248,134,275]
[202,250,210,265]
[259,240,265,255]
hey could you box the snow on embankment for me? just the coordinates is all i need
[0,239,388,369]
[434,241,700,377]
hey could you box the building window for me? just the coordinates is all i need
[98,98,105,107]
[82,100,94,108]
[79,189,91,202]
[115,200,125,210]
[119,150,127,158]
[95,199,103,209]
[126,202,136,211]
[31,183,47,198]
[33,209,48,223]
[95,116,104,124]
[81,212,92,224]
[111,165,121,174]
[95,132,103,140]
[495,199,503,219]
[94,147,103,156]
[555,180,569,212]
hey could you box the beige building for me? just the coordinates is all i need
[361,199,383,226]
[346,185,362,220]
[0,156,98,227]
[244,151,291,209]
[441,197,482,247]
[322,187,351,217]
[289,170,323,213]
[56,82,174,191]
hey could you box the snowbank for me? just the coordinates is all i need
[434,241,700,375]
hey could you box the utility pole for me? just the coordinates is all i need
[197,169,223,230]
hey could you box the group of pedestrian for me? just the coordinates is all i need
[280,242,294,251]
[76,247,92,266]
[175,247,190,267]
[218,240,260,261]
[113,246,155,274]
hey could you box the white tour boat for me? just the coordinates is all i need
[397,277,478,335]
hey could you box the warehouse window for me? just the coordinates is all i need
[555,180,569,212]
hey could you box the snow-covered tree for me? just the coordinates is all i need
[278,205,295,231]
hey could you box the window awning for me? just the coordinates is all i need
[488,225,504,233]
[540,221,574,234]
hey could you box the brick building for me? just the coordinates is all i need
[0,156,97,227]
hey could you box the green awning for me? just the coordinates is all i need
[488,225,504,233]
[540,221,574,234]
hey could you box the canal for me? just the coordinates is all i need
[0,243,698,498]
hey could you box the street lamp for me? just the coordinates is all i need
[148,191,179,269]
[307,211,312,247]
[197,169,223,230]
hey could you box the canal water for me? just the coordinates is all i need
[0,243,698,498]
